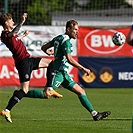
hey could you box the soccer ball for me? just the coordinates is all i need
[112,32,126,46]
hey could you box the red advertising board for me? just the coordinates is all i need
[78,27,132,56]
[0,57,78,87]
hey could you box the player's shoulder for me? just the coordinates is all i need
[1,30,9,38]
[54,34,69,41]
[61,34,70,44]
[1,30,11,36]
[2,30,10,33]
[55,34,68,39]
[62,34,70,40]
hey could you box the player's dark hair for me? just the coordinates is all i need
[66,20,78,29]
[0,13,12,27]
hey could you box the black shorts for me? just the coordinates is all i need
[16,57,41,83]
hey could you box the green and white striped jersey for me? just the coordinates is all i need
[50,34,73,72]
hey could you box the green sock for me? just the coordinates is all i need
[78,94,94,112]
[25,89,46,99]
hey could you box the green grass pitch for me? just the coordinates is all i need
[0,88,132,133]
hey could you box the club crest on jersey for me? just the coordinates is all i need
[25,74,29,79]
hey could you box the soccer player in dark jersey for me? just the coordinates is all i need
[0,13,62,123]
[126,24,133,46]
[126,24,133,131]
[41,19,111,121]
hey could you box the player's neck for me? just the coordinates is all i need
[4,27,12,32]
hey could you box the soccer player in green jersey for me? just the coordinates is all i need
[41,19,111,121]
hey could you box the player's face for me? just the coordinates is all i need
[68,24,78,39]
[5,18,14,30]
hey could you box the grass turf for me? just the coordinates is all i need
[0,88,132,133]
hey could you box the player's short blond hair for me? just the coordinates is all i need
[66,20,78,29]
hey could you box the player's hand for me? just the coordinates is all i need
[46,49,54,56]
[22,13,28,23]
[83,68,91,76]
[23,30,30,36]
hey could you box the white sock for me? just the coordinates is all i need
[4,109,10,112]
[91,110,98,116]
[46,87,53,90]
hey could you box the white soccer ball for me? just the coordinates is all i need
[112,32,126,46]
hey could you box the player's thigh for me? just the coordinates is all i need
[16,57,33,83]
[52,72,63,89]
[61,73,76,90]
[39,58,52,68]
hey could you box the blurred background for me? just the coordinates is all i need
[0,0,133,88]
[0,0,132,27]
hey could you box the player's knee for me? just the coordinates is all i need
[21,88,29,94]
[72,84,85,95]
[80,89,85,95]
[76,88,85,95]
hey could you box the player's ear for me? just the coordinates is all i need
[67,27,71,32]
[5,21,8,26]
